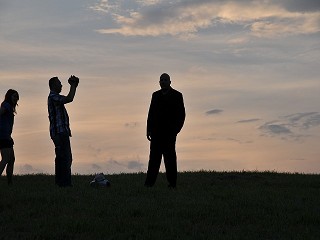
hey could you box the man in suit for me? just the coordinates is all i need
[145,73,185,188]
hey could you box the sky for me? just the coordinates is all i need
[0,0,319,175]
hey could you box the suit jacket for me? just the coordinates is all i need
[147,88,185,136]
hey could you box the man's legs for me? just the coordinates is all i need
[163,135,177,188]
[0,149,9,175]
[52,133,72,187]
[53,135,62,186]
[145,137,162,187]
[0,147,15,184]
[6,148,15,184]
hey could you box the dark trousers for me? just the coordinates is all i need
[145,134,177,187]
[52,133,72,187]
[0,146,15,184]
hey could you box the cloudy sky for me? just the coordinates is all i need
[1,0,319,175]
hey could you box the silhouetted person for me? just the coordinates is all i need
[48,76,79,187]
[0,89,19,185]
[145,73,185,188]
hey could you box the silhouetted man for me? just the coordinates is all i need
[48,75,79,187]
[145,73,185,188]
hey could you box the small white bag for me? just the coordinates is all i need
[90,173,111,188]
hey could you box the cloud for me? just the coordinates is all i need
[18,164,42,174]
[91,164,102,170]
[227,138,253,144]
[125,122,139,128]
[259,123,292,135]
[259,112,320,140]
[136,0,162,6]
[284,112,320,129]
[279,0,320,12]
[127,161,144,170]
[107,159,144,171]
[108,159,124,167]
[237,118,260,123]
[206,109,223,115]
[89,0,118,13]
[93,0,320,38]
[250,14,320,38]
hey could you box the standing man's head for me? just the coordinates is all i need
[49,77,62,93]
[159,73,171,90]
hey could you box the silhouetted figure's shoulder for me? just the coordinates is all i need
[152,88,183,97]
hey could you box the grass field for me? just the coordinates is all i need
[1,171,320,240]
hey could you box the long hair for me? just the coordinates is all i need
[4,89,19,114]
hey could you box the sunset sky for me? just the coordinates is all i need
[1,0,319,175]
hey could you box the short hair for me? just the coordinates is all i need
[49,77,59,90]
[160,73,170,81]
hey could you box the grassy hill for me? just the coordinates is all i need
[1,171,320,239]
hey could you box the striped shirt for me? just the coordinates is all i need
[48,91,71,138]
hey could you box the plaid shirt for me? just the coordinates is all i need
[48,91,71,138]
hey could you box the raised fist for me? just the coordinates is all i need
[68,75,79,86]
